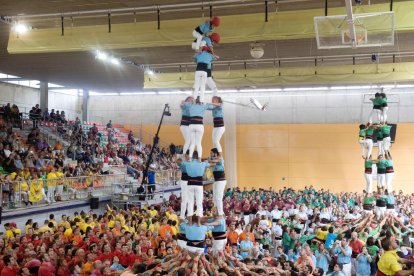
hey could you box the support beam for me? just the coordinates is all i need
[39,81,48,111]
[82,89,89,122]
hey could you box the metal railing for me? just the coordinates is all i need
[0,173,128,210]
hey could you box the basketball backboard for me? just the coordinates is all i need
[314,11,394,49]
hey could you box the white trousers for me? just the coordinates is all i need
[56,184,64,197]
[381,107,389,123]
[180,125,191,155]
[180,180,188,219]
[189,124,204,159]
[206,77,218,96]
[187,185,204,217]
[177,240,187,250]
[212,126,225,153]
[193,71,207,103]
[377,140,384,156]
[192,30,204,50]
[365,139,373,159]
[385,172,394,192]
[364,173,373,193]
[213,180,226,216]
[212,239,227,253]
[375,206,386,219]
[369,109,382,124]
[359,139,366,157]
[187,245,205,254]
[14,191,28,204]
[383,137,391,152]
[244,215,250,225]
[377,173,385,188]
[46,186,56,203]
[342,262,352,276]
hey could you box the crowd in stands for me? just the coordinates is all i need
[1,185,414,276]
[0,103,181,209]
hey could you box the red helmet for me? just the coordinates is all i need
[210,33,220,43]
[210,16,221,27]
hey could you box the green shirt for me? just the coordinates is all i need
[366,127,374,136]
[376,130,383,139]
[365,160,373,169]
[359,129,366,137]
[380,97,388,105]
[363,196,375,205]
[372,97,382,106]
[381,125,392,135]
[384,159,393,168]
[367,245,379,256]
[377,160,387,170]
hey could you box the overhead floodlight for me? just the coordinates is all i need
[110,58,120,65]
[96,51,108,60]
[146,68,155,75]
[13,23,29,34]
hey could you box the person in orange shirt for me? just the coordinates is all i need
[238,224,255,243]
[227,223,239,245]
[158,218,173,240]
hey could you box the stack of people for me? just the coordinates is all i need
[359,91,394,194]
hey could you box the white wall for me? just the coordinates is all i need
[0,82,81,119]
[88,88,414,125]
[0,82,39,113]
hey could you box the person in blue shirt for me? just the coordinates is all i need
[315,243,331,273]
[356,246,371,276]
[209,148,226,217]
[192,16,220,51]
[147,164,156,199]
[181,151,211,226]
[207,97,225,155]
[176,152,190,220]
[332,238,352,276]
[325,226,338,249]
[179,96,193,156]
[193,47,216,103]
[199,33,220,55]
[186,99,220,160]
[204,206,227,253]
[177,220,188,250]
[185,216,214,254]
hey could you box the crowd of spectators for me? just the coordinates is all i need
[1,186,414,275]
[0,103,181,209]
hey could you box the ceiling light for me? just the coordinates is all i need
[110,58,120,65]
[146,69,155,75]
[13,23,29,34]
[96,51,108,60]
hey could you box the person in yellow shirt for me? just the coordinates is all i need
[29,172,43,204]
[58,215,70,230]
[377,238,414,276]
[14,175,29,206]
[149,206,158,218]
[3,223,14,241]
[81,217,93,233]
[46,167,58,203]
[55,166,65,201]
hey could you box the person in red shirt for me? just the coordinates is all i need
[349,231,364,274]
[117,244,133,268]
[1,255,19,276]
[98,244,113,262]
[37,254,55,276]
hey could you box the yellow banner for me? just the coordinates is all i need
[144,62,414,88]
[8,2,414,53]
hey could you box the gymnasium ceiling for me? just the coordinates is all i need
[0,0,413,92]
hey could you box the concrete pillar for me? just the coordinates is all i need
[82,89,89,122]
[39,82,48,111]
[223,102,238,188]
